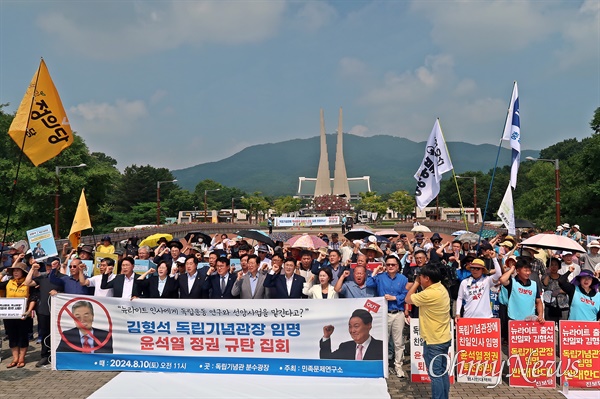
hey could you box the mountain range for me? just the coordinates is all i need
[172,134,538,196]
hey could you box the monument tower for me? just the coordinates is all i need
[314,108,331,196]
[332,107,350,198]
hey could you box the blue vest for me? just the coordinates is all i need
[507,278,537,320]
[569,287,600,321]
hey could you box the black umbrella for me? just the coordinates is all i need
[344,228,374,240]
[236,229,276,248]
[184,231,212,245]
[515,219,535,229]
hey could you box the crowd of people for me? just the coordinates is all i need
[1,224,599,399]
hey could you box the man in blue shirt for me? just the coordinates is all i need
[334,265,375,298]
[49,258,92,295]
[367,255,409,378]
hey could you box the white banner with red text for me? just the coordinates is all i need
[51,294,387,378]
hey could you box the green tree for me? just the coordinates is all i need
[356,192,388,223]
[194,179,246,211]
[272,196,304,215]
[590,106,600,134]
[387,190,415,219]
[115,165,176,212]
[241,193,270,223]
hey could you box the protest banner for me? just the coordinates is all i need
[455,318,502,384]
[409,318,455,383]
[0,298,27,319]
[26,224,58,261]
[51,295,388,378]
[559,320,600,388]
[133,259,156,274]
[275,217,340,227]
[508,320,555,388]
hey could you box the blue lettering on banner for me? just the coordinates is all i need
[55,353,383,378]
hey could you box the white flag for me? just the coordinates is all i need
[414,119,454,210]
[497,184,515,235]
[502,82,520,189]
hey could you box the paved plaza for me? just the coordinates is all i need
[0,337,567,399]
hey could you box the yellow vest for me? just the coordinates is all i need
[6,278,29,298]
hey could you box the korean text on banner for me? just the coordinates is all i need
[455,318,502,385]
[414,119,453,210]
[8,59,73,166]
[497,184,516,235]
[508,320,555,388]
[409,318,455,384]
[559,320,600,388]
[26,224,58,261]
[51,295,388,378]
[502,82,520,189]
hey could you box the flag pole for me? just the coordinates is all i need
[478,81,518,246]
[0,58,43,250]
[437,119,469,230]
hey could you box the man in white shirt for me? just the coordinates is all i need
[455,255,502,319]
[559,252,580,282]
[79,258,115,297]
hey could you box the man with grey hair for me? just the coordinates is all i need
[579,240,600,273]
[137,245,151,260]
[57,301,113,353]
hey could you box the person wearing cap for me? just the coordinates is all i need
[96,236,115,254]
[559,252,580,282]
[367,255,409,378]
[561,223,570,237]
[77,244,95,261]
[427,233,444,263]
[567,224,584,245]
[360,243,384,263]
[499,257,544,323]
[0,262,36,368]
[578,240,600,273]
[455,254,502,319]
[558,268,600,321]
[328,233,341,251]
[411,232,426,251]
[555,225,564,235]
[256,244,272,268]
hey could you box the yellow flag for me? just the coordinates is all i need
[69,189,92,248]
[8,59,73,166]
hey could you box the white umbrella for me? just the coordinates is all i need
[375,229,400,237]
[520,234,586,253]
[411,225,431,233]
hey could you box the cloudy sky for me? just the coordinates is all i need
[1,1,598,171]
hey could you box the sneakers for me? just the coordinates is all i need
[35,357,50,368]
[396,368,406,378]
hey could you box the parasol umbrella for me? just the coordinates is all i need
[236,229,276,248]
[286,234,328,249]
[458,232,480,242]
[184,231,212,245]
[479,229,498,239]
[520,234,586,253]
[374,235,390,243]
[270,232,293,243]
[139,233,172,248]
[411,225,431,233]
[515,218,536,229]
[344,228,374,241]
[451,230,469,236]
[375,229,399,237]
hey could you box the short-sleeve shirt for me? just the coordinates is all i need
[410,282,451,345]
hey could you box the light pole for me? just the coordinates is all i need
[231,196,244,223]
[204,189,221,223]
[456,175,477,224]
[156,179,178,226]
[526,156,560,226]
[54,163,87,239]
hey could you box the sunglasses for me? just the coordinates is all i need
[69,266,78,269]
[470,267,483,271]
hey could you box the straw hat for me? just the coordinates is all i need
[7,262,28,274]
[360,243,384,257]
[466,258,488,273]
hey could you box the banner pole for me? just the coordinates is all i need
[0,58,42,254]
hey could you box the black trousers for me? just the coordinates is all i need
[38,313,52,358]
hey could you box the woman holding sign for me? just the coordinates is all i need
[0,263,35,368]
[558,269,600,321]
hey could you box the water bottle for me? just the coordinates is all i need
[562,377,569,395]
